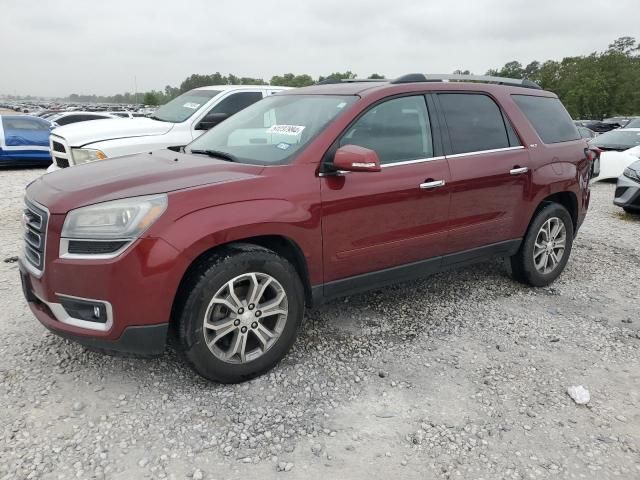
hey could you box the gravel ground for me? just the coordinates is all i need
[1,168,639,480]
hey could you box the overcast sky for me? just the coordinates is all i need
[1,0,637,97]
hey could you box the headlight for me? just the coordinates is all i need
[71,148,107,165]
[623,167,640,182]
[61,194,168,240]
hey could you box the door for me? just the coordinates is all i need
[436,92,530,254]
[321,95,451,284]
[1,116,51,162]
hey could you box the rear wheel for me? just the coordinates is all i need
[176,244,304,383]
[510,203,574,287]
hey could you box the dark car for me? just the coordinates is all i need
[0,115,52,167]
[583,120,621,134]
[19,74,592,383]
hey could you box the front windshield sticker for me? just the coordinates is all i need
[276,142,291,150]
[267,125,306,136]
[183,102,201,109]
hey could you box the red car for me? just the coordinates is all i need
[19,74,593,383]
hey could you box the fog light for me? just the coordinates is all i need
[59,296,108,323]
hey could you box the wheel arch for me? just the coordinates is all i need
[534,191,579,234]
[169,234,313,334]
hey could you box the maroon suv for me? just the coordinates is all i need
[19,74,592,383]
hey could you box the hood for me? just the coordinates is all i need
[27,149,264,214]
[51,117,175,147]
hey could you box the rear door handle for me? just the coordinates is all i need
[419,179,446,190]
[510,167,529,175]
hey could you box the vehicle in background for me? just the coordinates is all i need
[0,115,52,166]
[48,111,119,128]
[604,116,637,128]
[590,128,640,152]
[624,118,640,129]
[590,143,640,183]
[36,110,64,118]
[582,120,620,134]
[105,111,148,119]
[20,74,592,382]
[46,85,289,172]
[614,159,640,213]
[577,126,596,139]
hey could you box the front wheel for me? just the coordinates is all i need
[176,244,304,383]
[510,203,574,287]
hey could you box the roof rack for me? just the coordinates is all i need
[316,78,387,85]
[391,73,542,90]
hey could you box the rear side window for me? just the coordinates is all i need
[438,93,516,155]
[512,95,580,144]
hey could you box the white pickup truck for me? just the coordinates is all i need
[47,85,289,172]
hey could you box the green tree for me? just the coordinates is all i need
[269,73,314,87]
[367,73,385,79]
[143,92,159,106]
[318,71,357,82]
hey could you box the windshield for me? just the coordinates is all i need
[591,129,640,148]
[187,94,357,165]
[153,89,221,123]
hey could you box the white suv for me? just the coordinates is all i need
[47,85,289,171]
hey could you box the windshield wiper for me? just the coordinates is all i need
[190,149,238,162]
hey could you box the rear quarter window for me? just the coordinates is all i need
[512,95,580,144]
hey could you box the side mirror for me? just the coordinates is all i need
[196,112,229,130]
[332,145,381,172]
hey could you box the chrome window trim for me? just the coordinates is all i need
[446,146,525,159]
[33,291,114,332]
[381,156,445,168]
[59,238,134,260]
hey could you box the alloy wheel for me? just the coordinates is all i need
[202,272,288,364]
[533,217,567,274]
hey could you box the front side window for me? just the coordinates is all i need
[152,89,221,123]
[512,95,580,144]
[438,93,512,155]
[340,95,433,164]
[187,94,357,165]
[209,92,264,116]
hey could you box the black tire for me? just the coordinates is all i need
[510,203,574,287]
[623,207,639,215]
[175,244,304,383]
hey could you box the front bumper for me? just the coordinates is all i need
[18,230,188,356]
[613,174,640,211]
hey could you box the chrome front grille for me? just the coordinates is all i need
[23,199,49,274]
[49,135,72,168]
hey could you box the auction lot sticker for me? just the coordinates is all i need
[267,125,305,136]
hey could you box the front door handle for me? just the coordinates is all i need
[419,179,446,190]
[510,166,529,175]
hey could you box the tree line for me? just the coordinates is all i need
[65,37,638,119]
